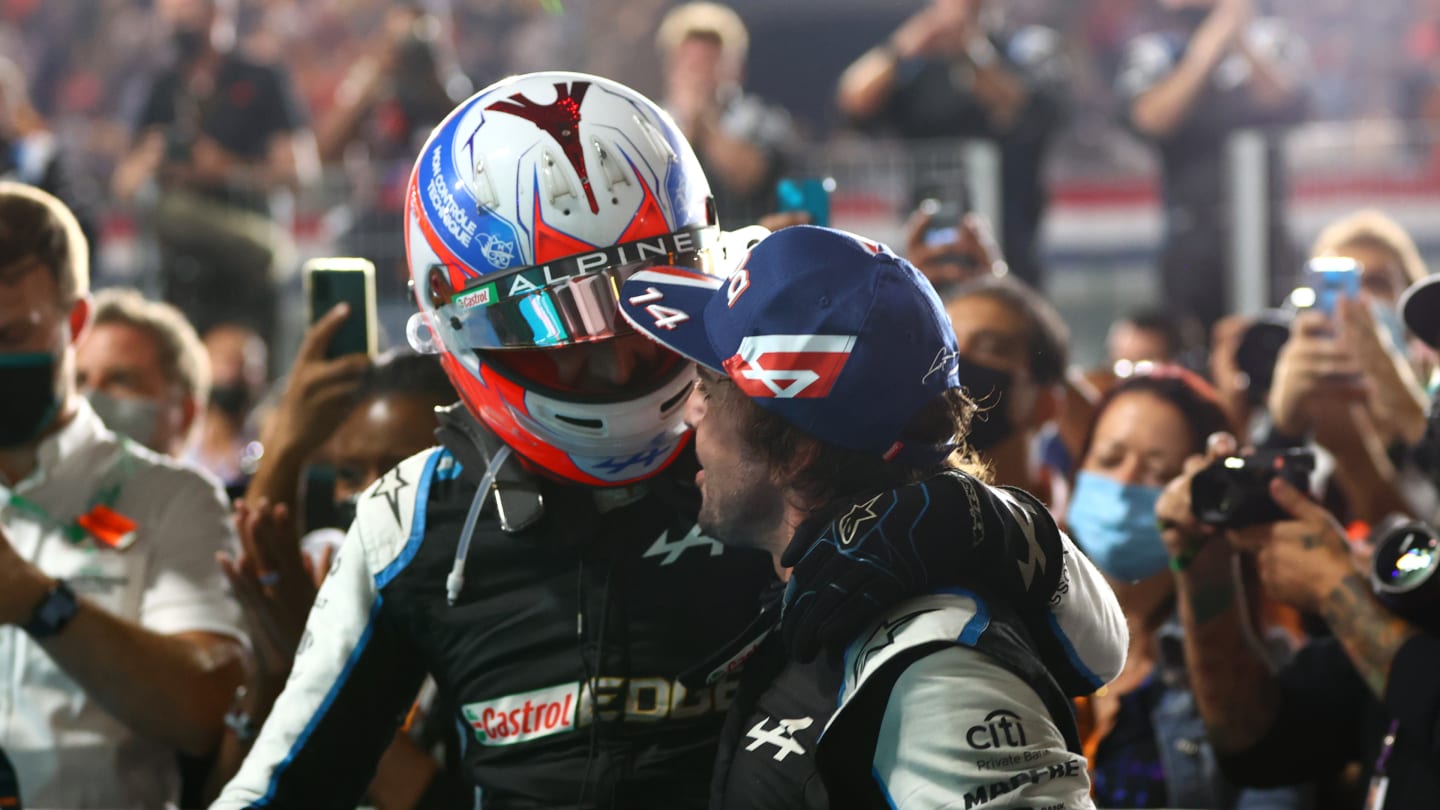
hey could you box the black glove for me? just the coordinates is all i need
[779,469,1062,662]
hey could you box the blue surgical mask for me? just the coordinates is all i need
[1067,470,1169,582]
[1372,300,1409,355]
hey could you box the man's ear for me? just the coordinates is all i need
[67,294,92,344]
[178,394,201,442]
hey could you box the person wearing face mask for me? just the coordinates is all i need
[0,182,247,808]
[193,323,267,496]
[941,275,1074,502]
[111,0,318,349]
[1064,367,1312,809]
[75,288,209,460]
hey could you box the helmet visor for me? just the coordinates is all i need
[425,227,715,351]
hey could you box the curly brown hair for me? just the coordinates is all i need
[701,368,989,510]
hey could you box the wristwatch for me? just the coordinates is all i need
[23,579,79,639]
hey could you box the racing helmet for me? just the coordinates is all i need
[404,71,719,486]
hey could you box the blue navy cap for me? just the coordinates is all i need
[617,225,962,462]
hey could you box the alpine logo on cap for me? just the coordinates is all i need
[723,334,856,399]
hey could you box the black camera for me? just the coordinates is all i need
[1190,449,1315,530]
[1370,520,1440,636]
[1232,310,1291,406]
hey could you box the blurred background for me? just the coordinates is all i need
[5,0,1439,366]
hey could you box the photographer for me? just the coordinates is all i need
[1065,367,1308,809]
[836,0,1068,288]
[111,0,317,346]
[1155,427,1440,808]
[1266,307,1418,526]
[1118,0,1308,330]
[318,3,469,290]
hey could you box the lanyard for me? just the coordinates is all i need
[1374,719,1400,777]
[1365,720,1401,810]
[0,439,139,547]
[0,486,89,544]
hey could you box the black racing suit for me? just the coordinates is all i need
[213,414,773,809]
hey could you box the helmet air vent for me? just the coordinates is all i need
[633,115,677,165]
[540,149,578,206]
[592,138,631,193]
[471,154,501,211]
[554,413,605,430]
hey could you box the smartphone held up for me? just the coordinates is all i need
[775,177,834,228]
[303,258,379,359]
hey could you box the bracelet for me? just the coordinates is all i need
[1168,546,1201,574]
[224,685,260,743]
[1161,524,1209,573]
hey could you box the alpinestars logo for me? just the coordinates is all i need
[722,334,857,399]
[995,489,1046,592]
[368,465,410,526]
[744,716,813,761]
[486,80,600,213]
[835,493,883,547]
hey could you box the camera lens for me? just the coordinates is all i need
[1375,525,1440,594]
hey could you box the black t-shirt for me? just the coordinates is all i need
[133,54,306,213]
[1116,22,1307,252]
[861,26,1069,287]
[1217,636,1440,809]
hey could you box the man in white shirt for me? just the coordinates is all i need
[0,181,247,807]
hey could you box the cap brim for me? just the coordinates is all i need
[1400,275,1440,349]
[618,267,727,372]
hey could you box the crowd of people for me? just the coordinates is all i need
[0,1,1439,809]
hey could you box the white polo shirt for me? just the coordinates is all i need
[0,399,245,808]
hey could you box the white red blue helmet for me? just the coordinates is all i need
[404,71,719,486]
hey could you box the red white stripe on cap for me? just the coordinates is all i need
[722,334,856,399]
